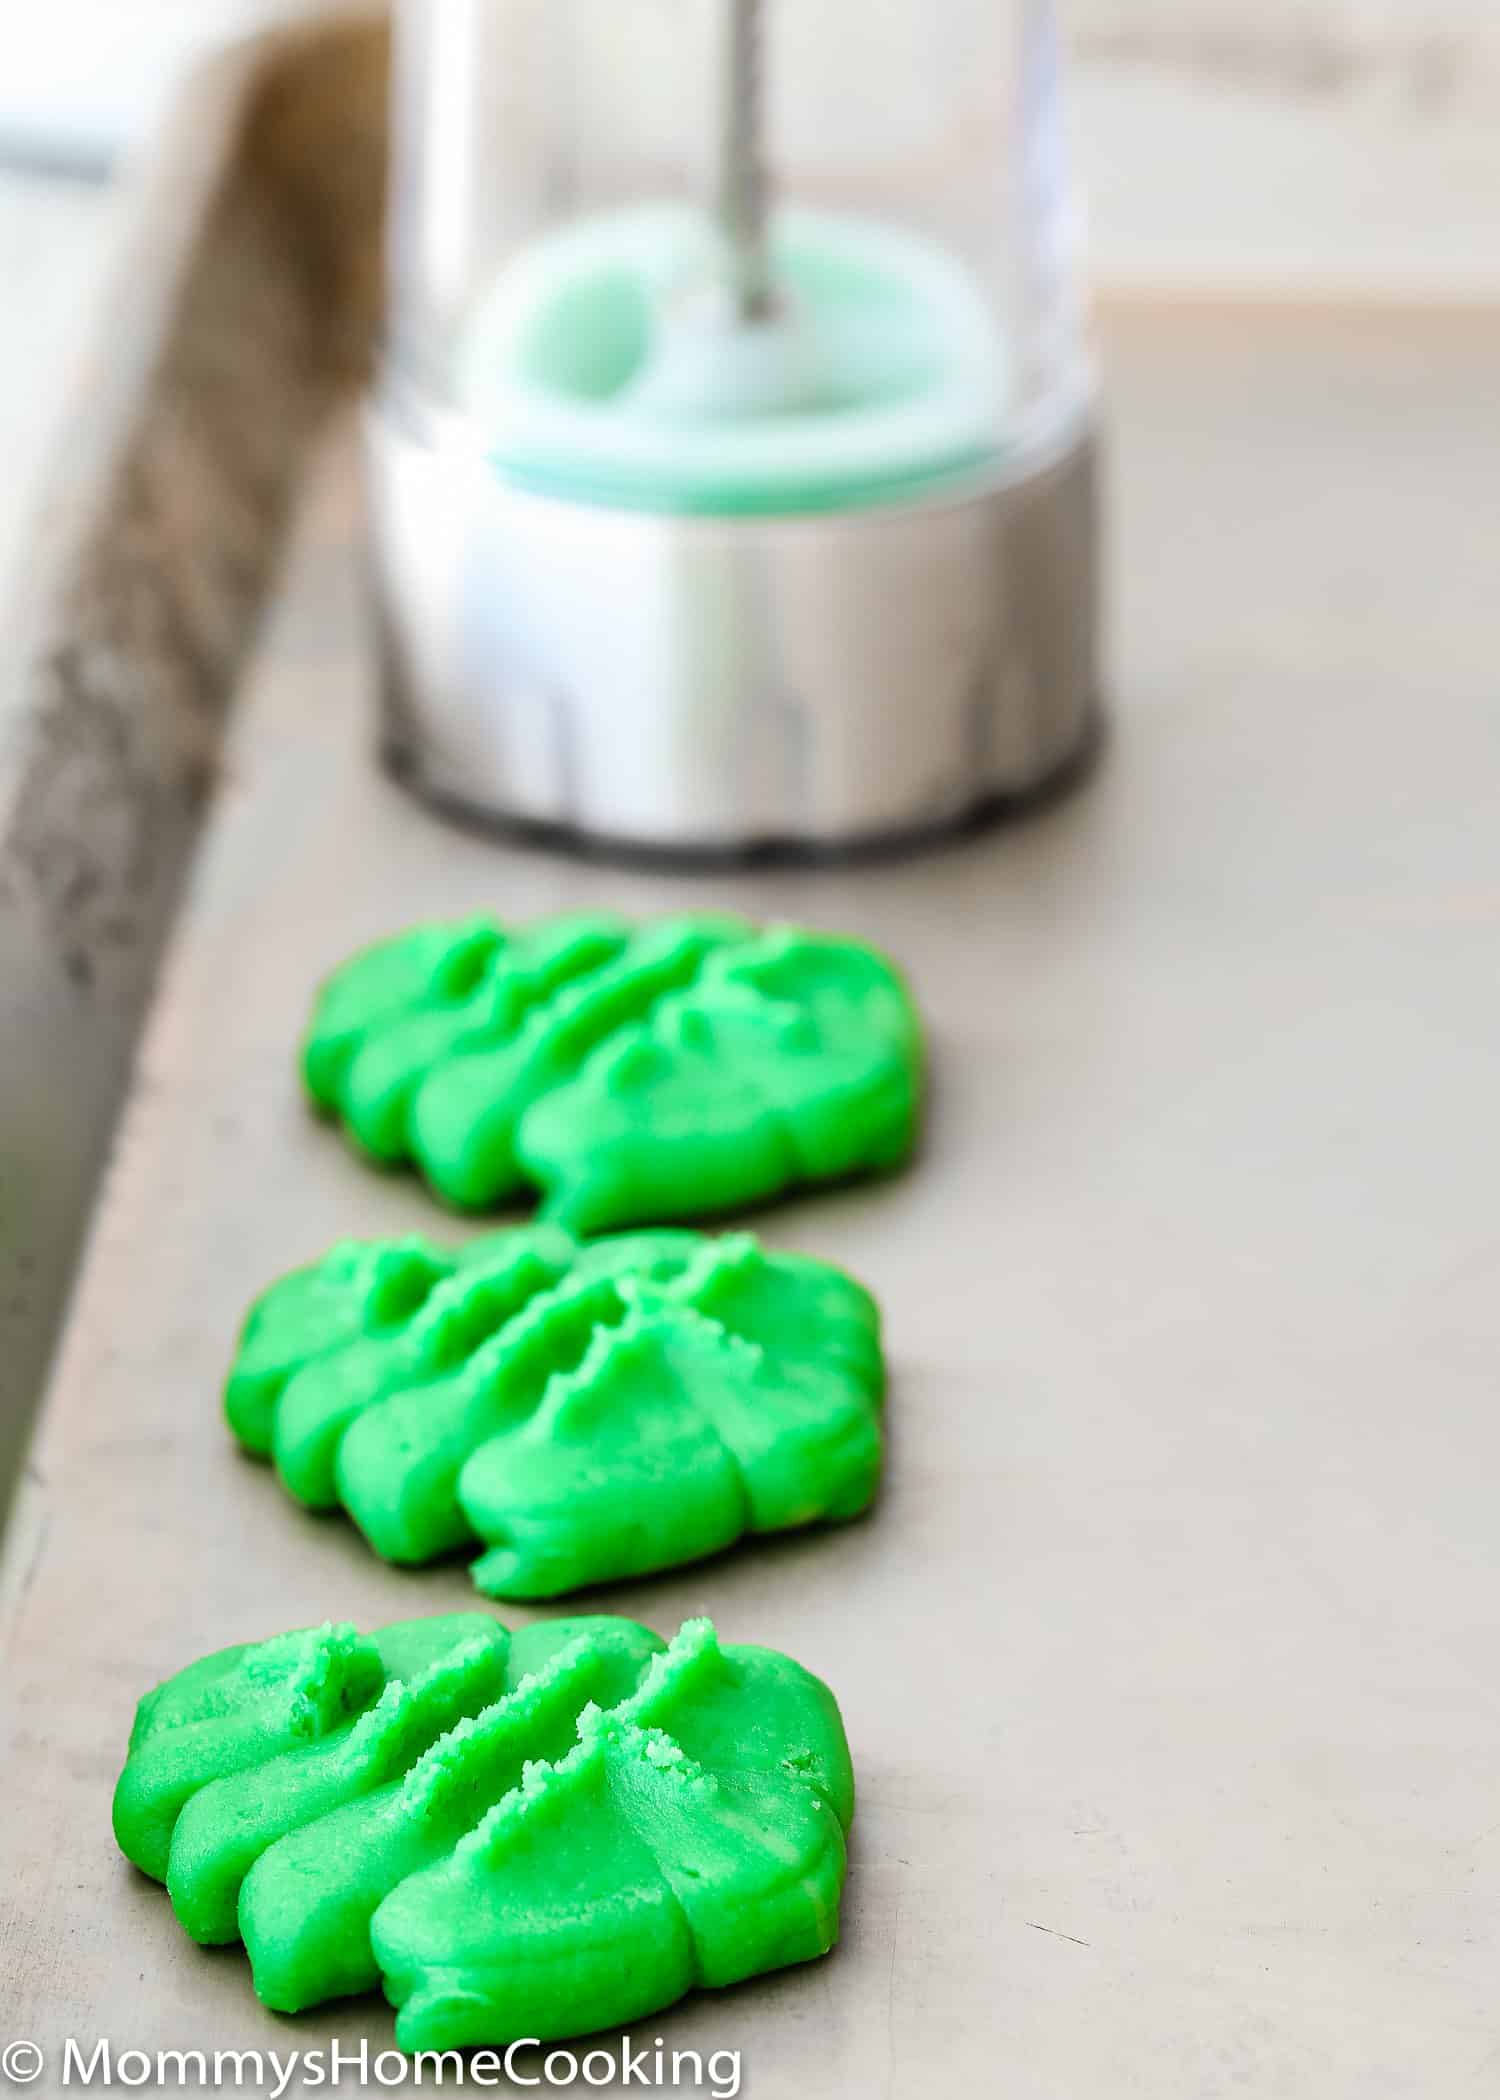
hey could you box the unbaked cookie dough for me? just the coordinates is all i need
[226,1226,885,1597]
[113,1613,853,2050]
[301,913,921,1229]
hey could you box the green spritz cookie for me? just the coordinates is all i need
[301,913,921,1229]
[226,1226,884,1598]
[113,1613,853,2050]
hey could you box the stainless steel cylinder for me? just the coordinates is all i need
[367,380,1100,857]
[370,0,1101,858]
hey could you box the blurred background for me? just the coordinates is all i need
[3,0,1494,660]
[4,0,1495,591]
[6,0,1498,285]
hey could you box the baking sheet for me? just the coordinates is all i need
[0,11,385,1529]
[2,18,1500,2096]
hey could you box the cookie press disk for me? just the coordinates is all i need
[368,0,1100,855]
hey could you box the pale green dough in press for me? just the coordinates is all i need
[226,1225,884,1599]
[112,1614,853,2051]
[300,912,921,1231]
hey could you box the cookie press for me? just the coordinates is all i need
[368,0,1099,854]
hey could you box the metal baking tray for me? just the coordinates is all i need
[2,12,1498,2096]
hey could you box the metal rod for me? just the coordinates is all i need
[715,0,774,320]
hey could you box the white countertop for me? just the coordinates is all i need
[0,170,119,618]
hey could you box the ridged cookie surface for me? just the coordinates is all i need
[113,1614,853,2050]
[226,1226,884,1597]
[302,913,921,1229]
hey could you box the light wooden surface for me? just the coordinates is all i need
[2,302,1499,2095]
